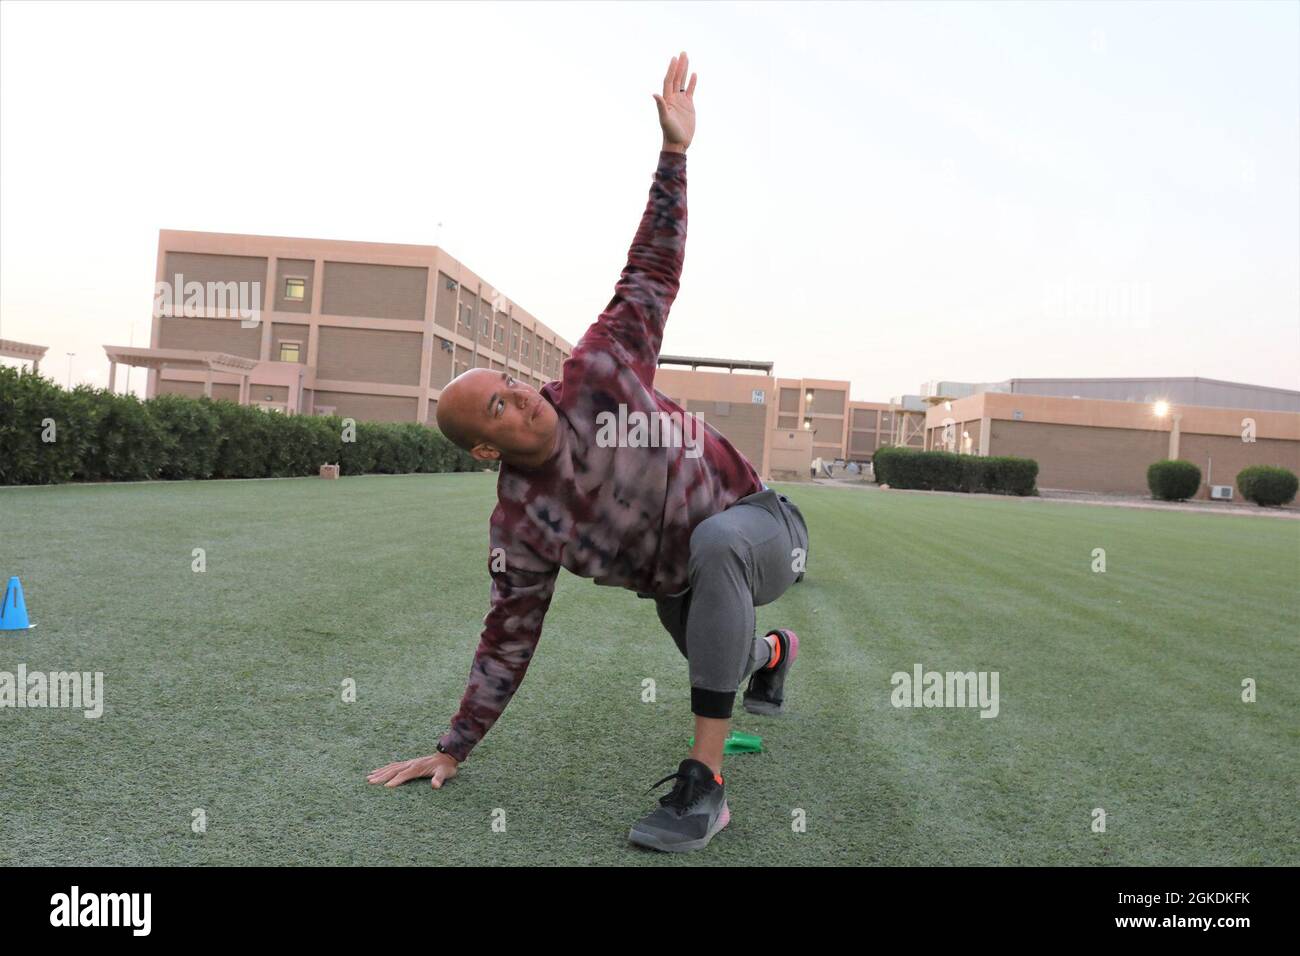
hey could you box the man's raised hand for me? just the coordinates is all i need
[367,752,460,789]
[653,51,696,152]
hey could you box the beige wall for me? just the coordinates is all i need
[776,376,852,460]
[163,251,267,295]
[846,400,905,460]
[316,327,423,386]
[312,391,419,422]
[769,427,814,479]
[653,367,777,477]
[989,419,1166,493]
[685,400,768,472]
[321,261,427,321]
[158,316,262,359]
[1179,433,1300,495]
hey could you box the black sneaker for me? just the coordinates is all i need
[742,628,800,716]
[627,758,730,852]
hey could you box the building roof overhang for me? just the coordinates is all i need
[0,338,49,362]
[102,345,258,374]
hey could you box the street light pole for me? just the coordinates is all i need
[66,352,75,390]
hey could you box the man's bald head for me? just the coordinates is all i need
[435,369,488,451]
[435,368,560,469]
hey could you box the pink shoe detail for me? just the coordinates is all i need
[768,628,799,668]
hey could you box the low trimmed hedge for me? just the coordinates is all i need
[1236,465,1298,507]
[1147,459,1201,501]
[872,446,1038,496]
[0,365,481,485]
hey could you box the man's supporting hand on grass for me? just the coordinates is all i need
[367,752,459,789]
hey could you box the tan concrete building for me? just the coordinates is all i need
[925,390,1300,499]
[654,357,777,477]
[653,359,916,479]
[111,234,1298,502]
[100,231,917,479]
[655,361,863,479]
[111,230,574,422]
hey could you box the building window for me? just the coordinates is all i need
[284,277,306,301]
[523,341,530,359]
[279,342,301,362]
[482,317,491,335]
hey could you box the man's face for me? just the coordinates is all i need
[444,369,559,465]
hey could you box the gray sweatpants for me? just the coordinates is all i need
[652,487,810,719]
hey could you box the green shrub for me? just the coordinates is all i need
[981,456,1039,496]
[0,366,83,484]
[336,418,379,476]
[151,393,221,480]
[73,388,166,482]
[209,401,275,479]
[875,447,950,488]
[1147,459,1202,501]
[266,413,340,478]
[0,369,495,485]
[1236,465,1298,507]
[872,446,1037,496]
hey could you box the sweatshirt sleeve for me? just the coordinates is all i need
[437,509,559,762]
[574,149,687,388]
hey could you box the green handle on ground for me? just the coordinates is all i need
[688,730,762,754]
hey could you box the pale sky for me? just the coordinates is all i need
[2,0,1297,400]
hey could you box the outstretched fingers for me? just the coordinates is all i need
[663,54,677,99]
[385,762,422,787]
[663,52,693,97]
[367,760,408,784]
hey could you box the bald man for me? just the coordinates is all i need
[367,52,810,853]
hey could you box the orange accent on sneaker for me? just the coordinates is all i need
[766,632,782,670]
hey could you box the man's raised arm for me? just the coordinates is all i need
[577,52,697,387]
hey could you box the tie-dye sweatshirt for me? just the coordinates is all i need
[437,149,763,762]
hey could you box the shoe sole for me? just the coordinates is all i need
[742,629,799,716]
[628,802,730,853]
[742,697,783,716]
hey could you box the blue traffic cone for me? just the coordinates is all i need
[1,576,33,631]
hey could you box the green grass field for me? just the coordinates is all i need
[1,475,1296,866]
